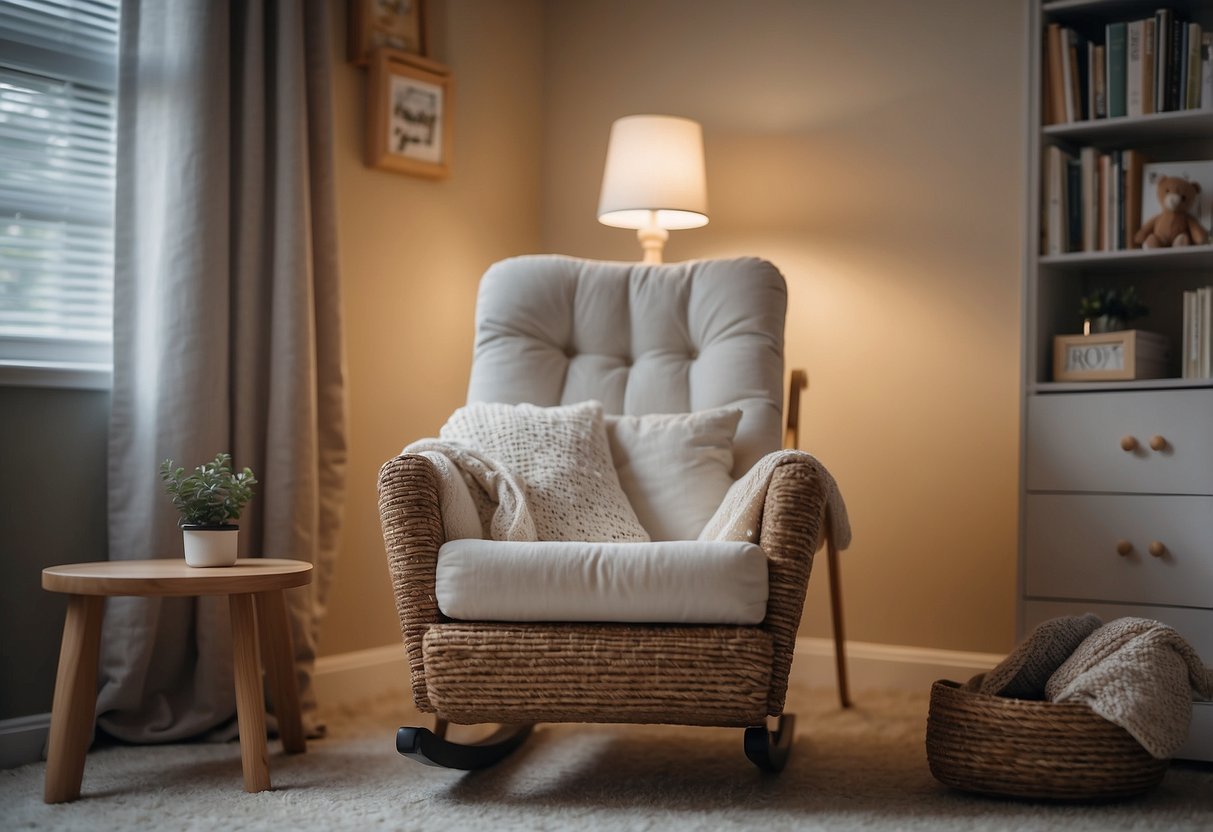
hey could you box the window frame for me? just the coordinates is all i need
[0,4,119,390]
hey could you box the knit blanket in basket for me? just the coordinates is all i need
[1045,617,1213,759]
[403,441,850,549]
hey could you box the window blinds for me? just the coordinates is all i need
[0,0,119,367]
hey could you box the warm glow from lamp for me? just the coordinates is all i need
[597,114,709,264]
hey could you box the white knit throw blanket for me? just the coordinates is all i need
[404,442,850,550]
[404,439,536,542]
[698,449,851,549]
[1045,617,1213,759]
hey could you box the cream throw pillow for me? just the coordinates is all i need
[606,408,742,541]
[441,400,649,543]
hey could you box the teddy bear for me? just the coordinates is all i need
[1133,175,1209,248]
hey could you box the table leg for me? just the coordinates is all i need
[229,592,270,792]
[255,589,306,753]
[44,594,104,804]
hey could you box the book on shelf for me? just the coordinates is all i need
[1144,17,1156,114]
[1092,44,1107,118]
[1155,9,1170,112]
[1047,23,1067,124]
[1188,23,1203,108]
[1202,33,1213,110]
[1168,12,1183,111]
[1181,287,1213,379]
[1107,21,1127,117]
[1111,152,1123,249]
[1045,145,1071,254]
[1062,27,1078,122]
[1098,153,1111,249]
[1050,10,1208,124]
[1127,19,1154,116]
[1066,156,1082,250]
[1080,147,1098,251]
[1127,20,1142,116]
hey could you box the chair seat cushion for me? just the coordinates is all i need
[435,539,768,624]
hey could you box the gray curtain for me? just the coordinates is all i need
[100,0,346,741]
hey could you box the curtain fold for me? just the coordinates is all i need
[101,0,346,742]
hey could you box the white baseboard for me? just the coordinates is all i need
[313,643,411,707]
[312,637,1006,710]
[790,636,1002,693]
[0,712,50,770]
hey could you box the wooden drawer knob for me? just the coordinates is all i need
[1120,435,1138,451]
[1116,540,1133,556]
[1149,435,1167,451]
[1148,541,1167,558]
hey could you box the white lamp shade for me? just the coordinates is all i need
[597,114,709,231]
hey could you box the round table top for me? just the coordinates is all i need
[42,558,313,597]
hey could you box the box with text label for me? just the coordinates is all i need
[1053,330,1169,381]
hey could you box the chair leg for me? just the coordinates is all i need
[396,718,533,770]
[744,713,795,773]
[827,531,852,709]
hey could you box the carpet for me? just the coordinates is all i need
[2,683,1210,831]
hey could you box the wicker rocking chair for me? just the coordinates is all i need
[377,255,847,772]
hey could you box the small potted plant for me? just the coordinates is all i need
[1078,286,1149,333]
[160,453,257,567]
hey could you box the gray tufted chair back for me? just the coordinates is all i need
[466,255,786,476]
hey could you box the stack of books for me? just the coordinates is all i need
[1043,146,1145,254]
[1045,9,1213,123]
[1182,287,1213,378]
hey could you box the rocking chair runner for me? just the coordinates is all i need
[377,255,849,772]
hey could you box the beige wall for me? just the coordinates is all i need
[321,0,544,655]
[540,0,1027,653]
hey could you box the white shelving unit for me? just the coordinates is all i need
[1020,0,1213,762]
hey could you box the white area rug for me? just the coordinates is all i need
[3,684,1210,831]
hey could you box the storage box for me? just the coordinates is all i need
[1053,330,1168,382]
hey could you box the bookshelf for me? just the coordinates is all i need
[1020,1,1213,762]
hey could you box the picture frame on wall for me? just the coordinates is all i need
[366,49,453,179]
[1139,160,1213,240]
[348,0,427,66]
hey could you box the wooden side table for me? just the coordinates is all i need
[41,558,313,803]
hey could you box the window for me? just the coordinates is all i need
[0,0,119,388]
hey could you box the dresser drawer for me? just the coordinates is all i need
[1021,600,1213,666]
[1024,494,1213,608]
[1025,390,1213,495]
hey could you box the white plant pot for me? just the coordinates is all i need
[182,526,239,568]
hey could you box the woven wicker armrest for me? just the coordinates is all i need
[378,453,448,711]
[758,458,829,714]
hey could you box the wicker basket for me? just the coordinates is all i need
[926,679,1168,801]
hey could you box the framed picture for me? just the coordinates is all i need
[348,0,427,65]
[366,50,453,179]
[1140,160,1213,240]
